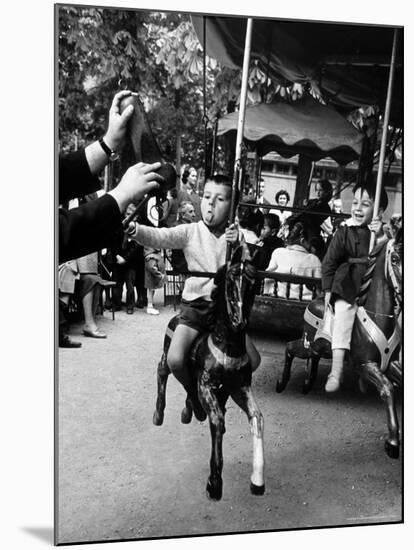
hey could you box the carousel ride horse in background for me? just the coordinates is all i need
[153,245,265,501]
[276,228,402,458]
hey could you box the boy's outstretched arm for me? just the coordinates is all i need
[126,221,190,250]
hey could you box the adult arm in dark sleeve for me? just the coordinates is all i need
[59,194,123,263]
[59,149,103,204]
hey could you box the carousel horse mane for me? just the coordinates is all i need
[210,244,259,332]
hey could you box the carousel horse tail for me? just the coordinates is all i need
[119,94,177,197]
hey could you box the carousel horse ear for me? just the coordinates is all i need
[119,94,177,198]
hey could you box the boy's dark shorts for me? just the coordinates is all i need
[178,298,215,333]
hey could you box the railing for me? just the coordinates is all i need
[163,263,322,309]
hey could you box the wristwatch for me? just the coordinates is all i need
[99,138,119,161]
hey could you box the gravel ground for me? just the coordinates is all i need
[56,298,402,544]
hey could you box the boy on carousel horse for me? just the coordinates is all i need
[126,174,260,417]
[321,179,389,392]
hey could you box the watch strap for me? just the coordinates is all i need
[99,138,119,161]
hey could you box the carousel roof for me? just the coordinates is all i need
[191,16,403,126]
[217,96,364,164]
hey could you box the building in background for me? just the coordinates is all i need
[259,152,402,220]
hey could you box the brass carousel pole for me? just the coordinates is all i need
[370,28,399,252]
[226,17,254,261]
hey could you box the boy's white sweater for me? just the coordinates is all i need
[130,221,227,301]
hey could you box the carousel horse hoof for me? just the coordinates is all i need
[206,477,223,501]
[187,397,206,422]
[181,406,192,424]
[384,440,399,459]
[250,482,265,496]
[193,406,207,422]
[302,382,312,395]
[275,379,287,393]
[153,409,164,426]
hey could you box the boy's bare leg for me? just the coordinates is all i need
[325,348,346,392]
[168,324,206,421]
[167,324,199,387]
[246,335,261,371]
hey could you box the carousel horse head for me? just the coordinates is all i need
[212,244,258,333]
[386,226,402,311]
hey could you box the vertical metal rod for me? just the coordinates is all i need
[203,16,208,184]
[370,28,399,252]
[211,117,218,177]
[226,17,254,261]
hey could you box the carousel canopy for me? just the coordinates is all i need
[217,96,364,164]
[191,16,403,126]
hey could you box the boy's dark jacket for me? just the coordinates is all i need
[322,225,371,304]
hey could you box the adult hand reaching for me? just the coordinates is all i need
[85,90,136,174]
[108,161,163,213]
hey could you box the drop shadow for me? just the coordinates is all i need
[21,526,54,544]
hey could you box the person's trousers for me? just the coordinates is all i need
[112,265,136,308]
[59,299,69,338]
[331,298,358,350]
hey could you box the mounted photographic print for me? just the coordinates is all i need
[56,2,403,545]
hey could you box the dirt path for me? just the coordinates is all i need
[56,302,402,544]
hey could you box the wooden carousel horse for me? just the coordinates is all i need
[277,230,402,458]
[153,245,265,501]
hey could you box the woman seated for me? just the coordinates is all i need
[263,221,322,300]
[76,252,113,338]
[59,252,112,339]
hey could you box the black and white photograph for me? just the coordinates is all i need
[55,2,404,545]
[3,1,410,549]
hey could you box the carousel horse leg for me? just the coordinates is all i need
[360,361,400,459]
[276,339,302,393]
[198,385,226,501]
[181,395,193,424]
[231,384,265,495]
[153,352,170,426]
[302,355,320,395]
[387,359,402,388]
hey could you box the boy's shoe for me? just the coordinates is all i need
[146,306,159,315]
[325,373,343,392]
[127,307,134,314]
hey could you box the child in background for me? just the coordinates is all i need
[126,175,260,418]
[321,181,389,392]
[144,247,166,315]
[252,213,284,270]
